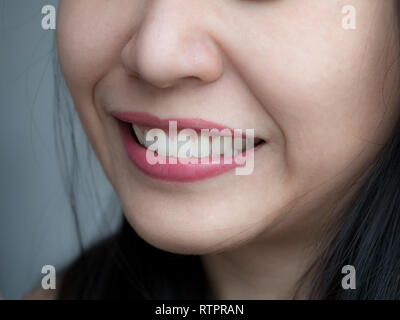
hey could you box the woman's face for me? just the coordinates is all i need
[57,0,400,254]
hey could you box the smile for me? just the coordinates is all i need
[113,112,265,182]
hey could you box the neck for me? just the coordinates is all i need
[199,172,368,300]
[200,237,316,300]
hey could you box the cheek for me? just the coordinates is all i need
[56,1,139,178]
[282,42,398,185]
[57,0,146,91]
[57,2,130,94]
[231,3,400,187]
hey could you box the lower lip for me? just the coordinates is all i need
[118,121,261,182]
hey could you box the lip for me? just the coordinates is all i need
[114,111,246,137]
[113,112,263,182]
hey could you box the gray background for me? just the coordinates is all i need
[0,0,121,299]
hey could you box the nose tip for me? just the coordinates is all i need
[121,21,223,89]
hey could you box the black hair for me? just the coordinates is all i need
[308,120,400,299]
[55,4,400,299]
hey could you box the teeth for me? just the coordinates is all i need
[144,129,161,152]
[222,136,233,156]
[156,133,169,157]
[211,136,223,157]
[233,137,246,155]
[143,130,155,150]
[176,135,191,159]
[132,125,145,145]
[194,134,211,157]
[177,131,194,158]
[132,125,252,158]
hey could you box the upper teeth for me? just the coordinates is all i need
[133,125,145,145]
[132,124,252,158]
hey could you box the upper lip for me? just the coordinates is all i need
[112,111,259,139]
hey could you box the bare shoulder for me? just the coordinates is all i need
[22,286,59,300]
[22,275,63,300]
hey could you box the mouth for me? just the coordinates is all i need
[130,123,264,157]
[113,112,266,182]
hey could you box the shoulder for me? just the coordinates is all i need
[22,285,60,300]
[22,235,116,300]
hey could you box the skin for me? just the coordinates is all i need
[57,0,400,299]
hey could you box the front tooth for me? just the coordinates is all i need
[221,136,233,157]
[132,125,145,145]
[177,131,192,158]
[156,133,169,157]
[245,137,254,151]
[144,129,167,153]
[144,129,156,150]
[211,136,224,157]
[168,134,178,157]
[233,137,245,155]
[194,134,211,157]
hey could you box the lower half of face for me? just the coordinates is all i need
[57,0,400,254]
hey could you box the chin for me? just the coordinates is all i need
[118,189,281,255]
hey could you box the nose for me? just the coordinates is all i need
[121,1,223,89]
